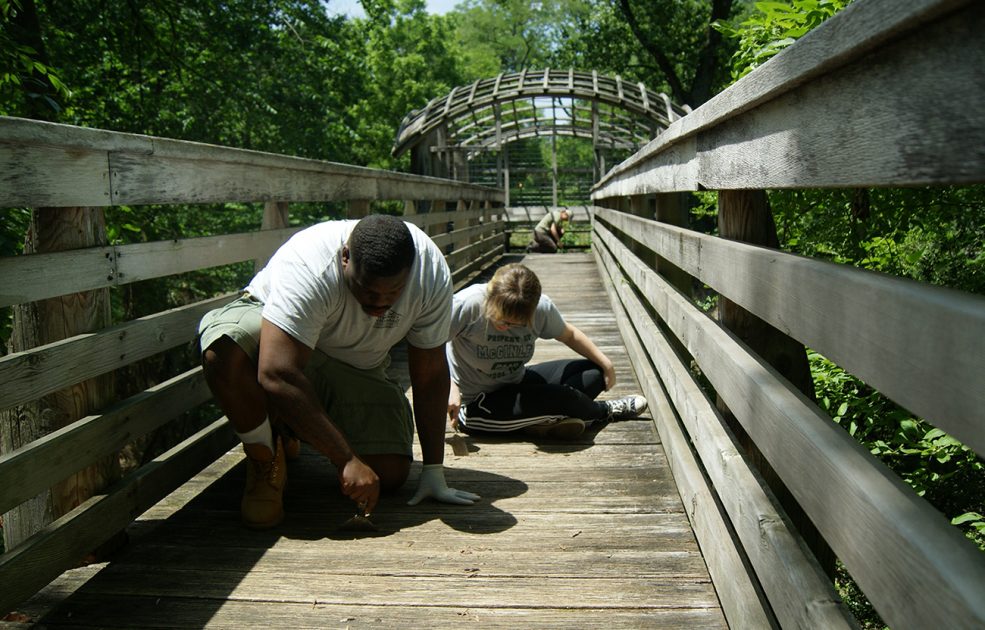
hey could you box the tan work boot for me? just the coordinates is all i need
[241,437,286,529]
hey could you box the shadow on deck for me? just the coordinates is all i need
[15,253,725,628]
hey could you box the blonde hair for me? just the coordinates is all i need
[484,263,541,325]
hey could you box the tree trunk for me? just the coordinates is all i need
[1,207,118,552]
[716,190,835,578]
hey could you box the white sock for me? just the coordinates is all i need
[236,418,274,452]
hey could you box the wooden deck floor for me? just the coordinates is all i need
[17,253,726,628]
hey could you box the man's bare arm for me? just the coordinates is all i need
[407,343,450,466]
[257,319,380,509]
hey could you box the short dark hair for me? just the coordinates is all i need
[348,214,416,277]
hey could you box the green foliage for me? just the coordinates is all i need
[714,0,848,80]
[0,0,70,115]
[771,186,985,295]
[548,0,739,107]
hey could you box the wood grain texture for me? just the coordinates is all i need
[0,117,503,207]
[594,222,985,629]
[596,208,985,456]
[0,367,212,515]
[593,0,984,196]
[14,254,726,629]
[0,294,233,411]
[595,234,854,629]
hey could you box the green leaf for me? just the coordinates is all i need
[952,512,983,526]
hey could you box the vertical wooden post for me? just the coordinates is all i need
[627,194,656,269]
[551,134,559,207]
[256,201,290,273]
[347,199,371,219]
[716,189,833,578]
[654,192,691,297]
[0,207,118,552]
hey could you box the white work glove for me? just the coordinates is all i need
[407,464,480,506]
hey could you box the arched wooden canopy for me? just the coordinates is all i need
[392,68,689,158]
[392,69,689,205]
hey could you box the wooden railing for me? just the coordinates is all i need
[591,0,985,628]
[0,117,505,614]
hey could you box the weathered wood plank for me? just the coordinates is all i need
[0,117,503,207]
[0,418,236,618]
[593,246,776,630]
[595,234,855,628]
[0,143,111,207]
[40,595,727,629]
[595,222,985,629]
[597,208,985,456]
[0,228,295,307]
[593,0,981,196]
[0,367,211,515]
[0,294,233,411]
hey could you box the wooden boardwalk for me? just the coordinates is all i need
[16,253,726,628]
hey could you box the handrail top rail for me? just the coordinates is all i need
[0,116,502,198]
[593,0,972,191]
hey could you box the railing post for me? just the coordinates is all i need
[654,192,691,298]
[346,199,371,219]
[256,201,290,273]
[0,207,119,552]
[716,189,834,578]
[627,194,656,268]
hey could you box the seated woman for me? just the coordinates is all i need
[446,263,647,439]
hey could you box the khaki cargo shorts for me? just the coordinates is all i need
[199,295,414,458]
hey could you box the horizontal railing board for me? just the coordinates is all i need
[451,236,504,291]
[113,228,299,284]
[404,208,490,231]
[0,143,112,206]
[597,208,985,455]
[593,0,982,195]
[0,229,296,307]
[594,221,985,629]
[0,367,212,514]
[0,294,232,411]
[594,231,855,629]
[594,247,776,630]
[431,221,501,250]
[0,117,503,208]
[0,417,235,618]
[445,225,504,270]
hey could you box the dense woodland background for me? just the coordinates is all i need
[2,1,983,626]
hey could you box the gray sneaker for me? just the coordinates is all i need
[605,395,648,419]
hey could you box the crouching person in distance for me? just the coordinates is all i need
[199,214,478,529]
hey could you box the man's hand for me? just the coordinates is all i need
[407,464,480,506]
[339,456,381,515]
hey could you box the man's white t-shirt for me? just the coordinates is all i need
[446,283,566,403]
[246,220,452,370]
